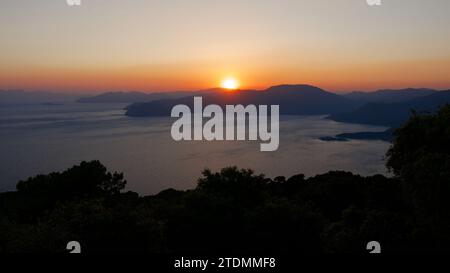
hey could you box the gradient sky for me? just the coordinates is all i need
[1,0,450,93]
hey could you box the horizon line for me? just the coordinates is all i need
[1,84,449,95]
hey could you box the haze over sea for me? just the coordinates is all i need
[0,103,389,195]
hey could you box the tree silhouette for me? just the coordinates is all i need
[16,160,126,199]
[1,106,450,253]
[386,105,450,249]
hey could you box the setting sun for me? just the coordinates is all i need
[221,77,240,90]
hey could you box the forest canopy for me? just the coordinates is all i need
[1,105,450,253]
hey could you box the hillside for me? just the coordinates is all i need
[328,90,450,127]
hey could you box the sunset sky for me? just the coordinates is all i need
[1,0,450,93]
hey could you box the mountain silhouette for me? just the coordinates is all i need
[0,90,81,105]
[77,90,215,104]
[328,90,450,127]
[344,88,437,104]
[77,91,164,103]
[125,84,357,117]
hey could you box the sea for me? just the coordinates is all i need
[0,103,390,195]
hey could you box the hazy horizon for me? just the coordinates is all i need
[1,84,449,96]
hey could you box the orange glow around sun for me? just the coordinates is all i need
[221,77,239,90]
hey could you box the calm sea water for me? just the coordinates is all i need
[0,103,390,195]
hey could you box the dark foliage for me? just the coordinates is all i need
[1,106,450,253]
